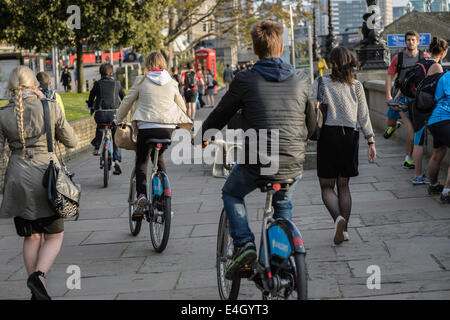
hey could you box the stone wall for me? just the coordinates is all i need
[0,116,96,191]
[363,80,450,166]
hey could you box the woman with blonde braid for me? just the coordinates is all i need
[0,66,78,300]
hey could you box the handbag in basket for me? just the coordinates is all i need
[114,123,136,150]
[309,76,328,141]
[41,100,81,219]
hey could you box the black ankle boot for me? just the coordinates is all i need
[27,271,51,300]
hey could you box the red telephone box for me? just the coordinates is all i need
[195,49,217,93]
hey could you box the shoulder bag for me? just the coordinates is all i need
[41,100,81,219]
[309,76,328,141]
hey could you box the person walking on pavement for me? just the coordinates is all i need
[313,47,376,245]
[0,66,78,300]
[411,38,448,185]
[205,69,216,107]
[116,51,192,218]
[223,64,234,91]
[180,62,204,120]
[385,30,431,169]
[88,63,125,175]
[60,66,71,92]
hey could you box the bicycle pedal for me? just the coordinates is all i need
[131,214,143,221]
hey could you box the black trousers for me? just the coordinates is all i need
[135,128,174,197]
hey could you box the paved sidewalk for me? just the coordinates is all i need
[0,89,449,300]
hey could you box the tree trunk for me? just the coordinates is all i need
[166,7,176,70]
[76,37,85,93]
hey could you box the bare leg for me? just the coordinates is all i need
[387,117,397,127]
[190,102,196,120]
[413,145,424,177]
[445,166,450,189]
[427,146,447,185]
[399,111,414,157]
[23,233,42,275]
[35,232,64,286]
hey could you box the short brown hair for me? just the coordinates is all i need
[144,51,167,71]
[250,20,283,59]
[36,71,51,83]
[405,30,419,41]
[329,47,360,85]
[99,63,114,78]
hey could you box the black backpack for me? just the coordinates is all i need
[185,71,197,89]
[399,57,435,98]
[411,71,446,132]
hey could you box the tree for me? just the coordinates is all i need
[0,0,163,92]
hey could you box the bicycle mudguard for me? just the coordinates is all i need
[157,171,171,198]
[260,219,306,266]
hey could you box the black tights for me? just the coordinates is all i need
[135,128,173,197]
[319,177,351,231]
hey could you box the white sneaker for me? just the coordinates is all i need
[343,231,349,241]
[334,216,346,245]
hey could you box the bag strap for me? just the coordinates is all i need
[317,76,324,102]
[41,99,53,153]
[419,50,424,60]
[397,52,403,75]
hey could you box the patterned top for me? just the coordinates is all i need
[312,75,374,139]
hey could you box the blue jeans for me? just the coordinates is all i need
[91,125,122,162]
[221,164,302,246]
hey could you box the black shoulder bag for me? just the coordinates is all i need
[41,100,81,219]
[309,76,328,141]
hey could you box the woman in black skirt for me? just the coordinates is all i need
[312,47,376,245]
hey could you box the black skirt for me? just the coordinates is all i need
[317,125,360,179]
[14,215,64,237]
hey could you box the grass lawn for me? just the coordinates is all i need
[0,93,91,122]
[59,92,91,122]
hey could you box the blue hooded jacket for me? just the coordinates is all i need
[252,58,296,82]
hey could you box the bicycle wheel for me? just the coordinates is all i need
[128,170,142,236]
[292,253,308,300]
[216,208,240,300]
[149,173,171,253]
[103,145,109,188]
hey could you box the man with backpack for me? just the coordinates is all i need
[88,63,125,175]
[409,38,448,185]
[385,30,431,169]
[180,62,204,120]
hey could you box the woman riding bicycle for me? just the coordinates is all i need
[116,51,192,218]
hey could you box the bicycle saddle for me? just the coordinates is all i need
[148,138,172,146]
[255,179,294,192]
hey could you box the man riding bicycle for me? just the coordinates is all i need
[198,20,316,279]
[88,63,125,175]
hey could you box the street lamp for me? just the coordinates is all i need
[325,0,337,59]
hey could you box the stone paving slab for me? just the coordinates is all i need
[1,89,449,300]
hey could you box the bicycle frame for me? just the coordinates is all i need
[100,126,113,155]
[256,188,306,293]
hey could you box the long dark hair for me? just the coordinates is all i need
[329,47,360,85]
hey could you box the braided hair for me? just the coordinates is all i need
[5,66,40,159]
